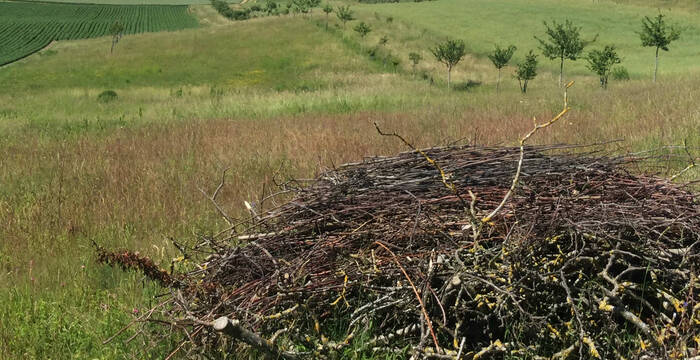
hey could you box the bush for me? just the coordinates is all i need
[452,80,481,91]
[232,9,251,20]
[611,66,630,81]
[211,0,250,20]
[97,90,118,103]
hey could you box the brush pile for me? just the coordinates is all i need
[99,144,699,359]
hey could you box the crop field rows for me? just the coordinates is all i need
[0,2,198,66]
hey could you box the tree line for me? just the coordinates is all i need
[428,14,681,92]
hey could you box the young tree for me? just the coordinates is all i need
[378,36,389,67]
[639,14,681,82]
[110,21,125,54]
[586,45,622,89]
[322,4,333,29]
[336,5,354,29]
[431,39,466,89]
[487,44,516,92]
[408,52,422,75]
[535,20,594,87]
[354,22,371,38]
[515,50,538,94]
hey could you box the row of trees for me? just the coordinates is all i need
[428,14,680,93]
[312,3,680,93]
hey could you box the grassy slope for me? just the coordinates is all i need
[361,0,700,78]
[0,3,698,359]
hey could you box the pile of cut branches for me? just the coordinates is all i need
[98,142,699,359]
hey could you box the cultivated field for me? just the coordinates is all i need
[0,0,698,358]
[0,1,198,66]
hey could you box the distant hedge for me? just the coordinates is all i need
[211,0,250,20]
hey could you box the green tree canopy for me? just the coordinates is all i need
[639,14,681,82]
[431,39,466,89]
[487,44,516,92]
[535,20,594,87]
[336,5,354,29]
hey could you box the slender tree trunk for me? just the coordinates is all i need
[559,55,564,87]
[111,38,116,54]
[654,47,659,83]
[325,14,328,30]
[447,66,451,90]
[523,79,528,93]
[496,68,501,93]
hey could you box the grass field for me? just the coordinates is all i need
[0,1,198,66]
[0,0,698,358]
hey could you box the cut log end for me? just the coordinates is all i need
[213,316,231,332]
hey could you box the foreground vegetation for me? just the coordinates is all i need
[0,0,698,357]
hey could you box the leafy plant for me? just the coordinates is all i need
[639,13,681,82]
[515,50,538,93]
[354,22,371,38]
[97,90,118,103]
[408,52,422,75]
[322,3,333,29]
[586,45,622,88]
[336,5,354,29]
[431,39,466,89]
[536,20,595,87]
[611,65,630,81]
[109,21,124,54]
[487,44,516,92]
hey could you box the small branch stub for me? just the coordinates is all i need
[213,316,298,360]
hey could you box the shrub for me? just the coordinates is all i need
[97,90,118,103]
[586,45,622,88]
[515,50,538,93]
[211,0,233,18]
[611,65,630,81]
[354,22,371,38]
[211,0,250,20]
[452,80,481,91]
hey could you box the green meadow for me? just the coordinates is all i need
[360,0,700,78]
[0,0,698,358]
